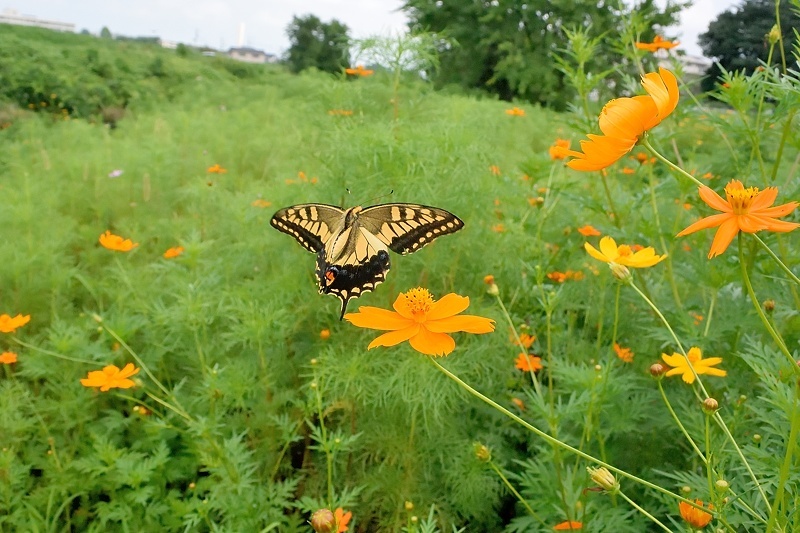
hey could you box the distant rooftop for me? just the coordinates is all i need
[0,8,75,32]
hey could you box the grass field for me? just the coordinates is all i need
[1,24,800,532]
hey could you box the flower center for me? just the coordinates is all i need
[724,182,759,214]
[403,287,434,317]
[617,245,633,258]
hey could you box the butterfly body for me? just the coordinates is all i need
[271,203,464,318]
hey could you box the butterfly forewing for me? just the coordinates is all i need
[357,204,464,255]
[270,204,344,253]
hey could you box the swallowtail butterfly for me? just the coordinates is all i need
[271,203,464,318]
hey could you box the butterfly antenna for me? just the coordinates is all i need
[357,189,394,206]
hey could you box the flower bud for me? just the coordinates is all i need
[404,501,414,511]
[702,397,719,414]
[681,485,691,494]
[768,25,781,45]
[411,516,418,524]
[649,363,666,378]
[474,443,491,462]
[483,274,495,285]
[310,509,335,533]
[486,282,499,296]
[587,466,619,493]
[753,434,762,443]
[715,479,729,492]
[763,299,775,313]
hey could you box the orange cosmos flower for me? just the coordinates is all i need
[515,353,542,372]
[578,225,601,237]
[99,231,138,252]
[483,274,495,285]
[621,167,636,175]
[565,68,679,171]
[207,164,227,173]
[345,65,373,76]
[333,508,352,532]
[679,499,713,529]
[549,138,571,160]
[327,109,353,116]
[505,106,525,116]
[491,223,506,233]
[662,347,726,384]
[251,199,272,208]
[320,329,331,340]
[0,351,18,364]
[585,236,667,268]
[635,35,680,52]
[0,313,30,333]
[547,271,568,283]
[344,288,495,357]
[554,520,582,530]
[514,332,535,349]
[677,179,799,258]
[163,246,184,259]
[80,363,140,392]
[613,343,634,363]
[489,165,501,176]
[511,397,526,410]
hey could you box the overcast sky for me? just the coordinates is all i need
[10,1,739,58]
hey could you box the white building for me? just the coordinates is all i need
[0,8,75,32]
[657,52,712,76]
[228,47,270,64]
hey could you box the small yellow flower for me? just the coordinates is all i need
[99,231,138,252]
[662,347,726,384]
[585,236,667,268]
[80,363,140,392]
[0,313,30,333]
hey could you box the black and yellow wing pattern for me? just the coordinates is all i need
[270,203,464,318]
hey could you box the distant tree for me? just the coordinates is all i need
[402,0,683,110]
[699,0,800,91]
[100,26,112,39]
[285,15,350,74]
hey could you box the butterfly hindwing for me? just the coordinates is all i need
[357,203,464,255]
[270,204,344,253]
[271,202,464,319]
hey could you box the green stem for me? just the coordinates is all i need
[313,377,334,507]
[657,381,706,463]
[429,358,706,510]
[770,109,797,183]
[617,490,673,533]
[703,291,716,338]
[765,386,800,532]
[738,235,799,373]
[647,167,682,308]
[11,337,100,365]
[704,414,714,500]
[641,137,704,188]
[493,293,543,397]
[489,461,546,526]
[752,234,800,287]
[599,171,622,228]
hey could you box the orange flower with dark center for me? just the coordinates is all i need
[80,363,140,391]
[549,139,571,160]
[344,288,495,356]
[0,351,18,364]
[0,313,30,333]
[515,353,542,372]
[677,179,799,258]
[565,68,679,171]
[577,225,601,237]
[207,164,227,173]
[679,499,713,529]
[345,65,373,76]
[635,35,680,52]
[99,231,138,252]
[505,107,525,116]
[163,246,184,259]
[613,343,634,363]
[334,507,352,532]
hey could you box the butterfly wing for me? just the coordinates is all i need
[270,204,344,253]
[356,203,465,255]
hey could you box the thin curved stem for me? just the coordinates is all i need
[752,234,800,287]
[618,490,673,533]
[641,137,704,188]
[11,337,100,365]
[488,461,546,526]
[657,381,706,463]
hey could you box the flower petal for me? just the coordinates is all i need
[392,293,414,319]
[661,353,686,368]
[748,215,800,233]
[749,187,778,211]
[344,307,415,330]
[708,218,741,258]
[598,236,619,260]
[584,242,609,263]
[408,327,456,356]
[367,325,420,349]
[755,201,799,218]
[427,293,470,321]
[425,315,495,334]
[566,135,635,171]
[677,213,732,236]
[697,186,732,213]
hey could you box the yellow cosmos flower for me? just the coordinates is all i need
[662,347,726,384]
[584,236,667,268]
[0,313,30,333]
[99,231,138,252]
[677,179,799,258]
[344,288,495,357]
[565,68,679,171]
[679,499,713,529]
[80,363,140,391]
